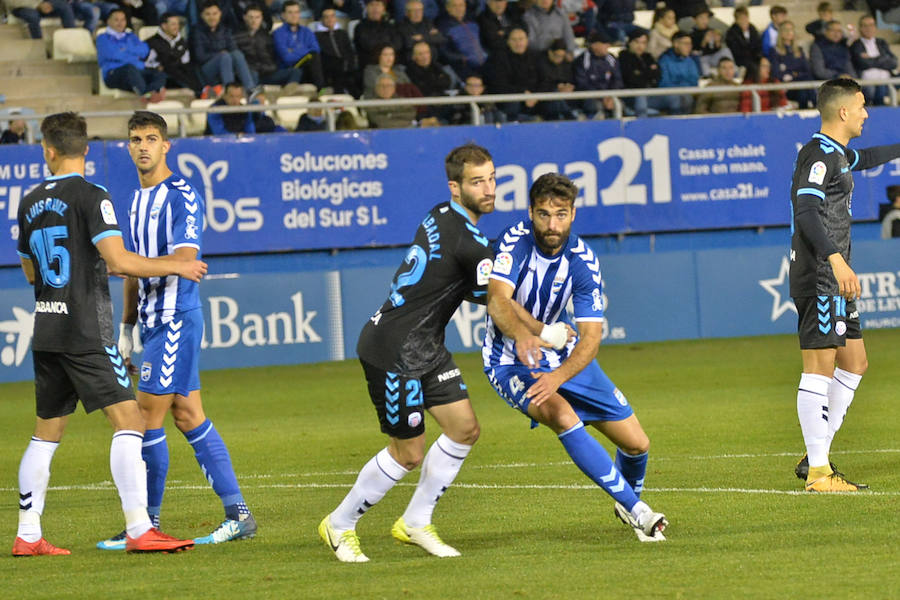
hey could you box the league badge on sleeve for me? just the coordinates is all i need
[808,161,827,185]
[100,199,118,225]
[476,258,493,285]
[493,252,513,276]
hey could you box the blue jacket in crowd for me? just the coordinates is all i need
[96,31,150,78]
[575,51,623,91]
[191,21,238,64]
[657,48,700,88]
[272,24,320,69]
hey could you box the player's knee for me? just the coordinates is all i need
[395,449,424,470]
[624,434,650,456]
[171,405,205,432]
[454,420,480,446]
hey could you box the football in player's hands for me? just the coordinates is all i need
[540,322,569,350]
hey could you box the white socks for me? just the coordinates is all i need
[110,430,152,538]
[402,434,472,529]
[17,438,59,542]
[797,373,832,467]
[330,447,409,532]
[825,368,862,455]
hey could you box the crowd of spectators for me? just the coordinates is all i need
[7,0,900,132]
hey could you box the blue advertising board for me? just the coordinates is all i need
[4,109,900,266]
[2,238,897,383]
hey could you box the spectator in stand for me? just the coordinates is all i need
[205,82,281,134]
[448,74,505,124]
[738,56,787,113]
[811,20,856,80]
[850,15,898,106]
[393,0,440,23]
[523,0,576,56]
[97,9,167,99]
[768,20,815,109]
[319,0,364,20]
[365,75,418,128]
[695,56,740,113]
[557,0,597,40]
[397,0,447,60]
[105,0,159,31]
[315,7,359,96]
[689,6,712,50]
[598,0,637,44]
[437,0,488,77]
[145,12,203,97]
[665,0,709,22]
[355,0,402,64]
[485,26,540,121]
[272,0,326,89]
[619,28,666,117]
[868,0,900,29]
[725,5,762,79]
[192,1,257,93]
[647,7,677,60]
[0,119,27,144]
[536,38,578,121]
[478,0,525,54]
[761,5,788,57]
[657,30,699,114]
[7,0,97,39]
[363,44,413,96]
[881,185,900,239]
[235,5,295,86]
[695,26,733,77]
[295,100,328,131]
[574,31,622,119]
[406,40,452,96]
[805,2,833,40]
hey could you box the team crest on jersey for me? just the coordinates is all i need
[613,387,628,407]
[141,361,152,382]
[592,288,603,312]
[46,182,56,190]
[185,215,199,239]
[494,252,513,275]
[476,258,493,285]
[407,412,422,428]
[808,161,827,185]
[100,199,118,225]
[150,205,161,219]
[835,320,847,336]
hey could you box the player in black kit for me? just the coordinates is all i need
[789,79,900,492]
[13,113,205,556]
[319,144,496,562]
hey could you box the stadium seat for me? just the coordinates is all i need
[275,95,309,130]
[186,98,215,135]
[146,100,184,135]
[272,21,284,31]
[52,28,97,62]
[319,92,368,127]
[138,26,158,41]
[632,10,652,30]
[97,67,137,98]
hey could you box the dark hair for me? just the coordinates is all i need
[817,77,862,118]
[107,7,127,19]
[671,31,691,42]
[717,56,734,66]
[445,143,492,183]
[370,43,395,64]
[128,111,168,140]
[886,184,900,201]
[529,173,577,207]
[770,5,787,17]
[159,11,179,22]
[201,0,220,11]
[281,0,301,11]
[734,6,748,18]
[224,81,244,93]
[817,2,831,13]
[41,112,87,157]
[243,3,264,14]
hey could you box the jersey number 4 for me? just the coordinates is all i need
[29,226,71,288]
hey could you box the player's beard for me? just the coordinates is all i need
[459,189,495,216]
[534,223,571,254]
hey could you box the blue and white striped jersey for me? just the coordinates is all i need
[127,174,203,327]
[482,220,604,370]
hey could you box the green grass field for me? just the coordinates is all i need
[2,330,899,599]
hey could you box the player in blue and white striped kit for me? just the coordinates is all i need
[483,173,668,542]
[97,111,256,549]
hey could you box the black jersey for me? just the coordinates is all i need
[789,133,858,297]
[357,201,494,376]
[17,173,123,353]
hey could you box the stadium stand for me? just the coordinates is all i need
[275,94,310,129]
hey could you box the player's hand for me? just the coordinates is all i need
[525,371,563,407]
[515,334,550,368]
[540,322,569,350]
[178,259,208,282]
[828,253,860,301]
[118,323,140,375]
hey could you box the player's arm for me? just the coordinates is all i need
[19,257,35,285]
[849,143,900,171]
[486,278,550,367]
[96,235,207,282]
[526,320,602,407]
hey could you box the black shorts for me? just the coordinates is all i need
[794,295,861,350]
[33,349,135,419]
[360,354,470,440]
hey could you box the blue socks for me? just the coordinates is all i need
[142,427,168,527]
[615,449,648,498]
[558,422,639,510]
[183,419,246,520]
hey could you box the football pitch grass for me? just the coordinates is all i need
[2,330,899,599]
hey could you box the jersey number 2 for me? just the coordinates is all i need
[389,245,427,307]
[29,226,71,288]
